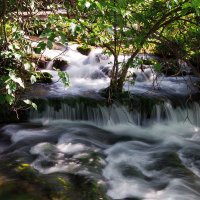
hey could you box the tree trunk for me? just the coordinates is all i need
[115,49,141,94]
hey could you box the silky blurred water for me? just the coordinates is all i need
[1,100,200,200]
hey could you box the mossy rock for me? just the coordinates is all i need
[77,46,91,56]
[53,59,68,71]
[0,158,108,200]
[0,173,48,200]
[31,54,51,69]
[36,72,53,83]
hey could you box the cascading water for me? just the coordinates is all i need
[28,43,199,98]
[0,44,200,200]
[1,100,200,200]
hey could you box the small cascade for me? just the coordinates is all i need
[30,98,200,128]
[28,43,200,99]
[32,44,112,97]
[43,44,111,79]
[30,100,140,126]
[151,101,200,127]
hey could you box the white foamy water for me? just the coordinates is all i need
[103,120,200,199]
[36,45,112,96]
[1,101,200,200]
[30,43,200,98]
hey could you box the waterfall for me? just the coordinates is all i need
[30,98,200,128]
[30,101,140,126]
[151,101,200,127]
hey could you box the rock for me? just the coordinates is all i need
[52,59,68,71]
[99,66,111,77]
[31,54,51,69]
[90,70,106,79]
[36,72,53,83]
[77,46,91,56]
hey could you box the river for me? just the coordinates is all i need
[0,46,200,200]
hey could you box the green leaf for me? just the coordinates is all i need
[85,1,91,8]
[154,63,161,72]
[5,94,15,105]
[24,62,31,71]
[30,75,37,84]
[6,81,16,95]
[23,99,37,110]
[47,40,53,49]
[9,71,24,88]
[35,41,47,54]
[57,70,69,87]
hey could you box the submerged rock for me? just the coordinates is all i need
[90,70,107,79]
[99,66,111,77]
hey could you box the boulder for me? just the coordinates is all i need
[36,72,53,83]
[52,59,68,71]
[90,70,107,79]
[77,46,91,56]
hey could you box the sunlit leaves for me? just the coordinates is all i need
[24,62,31,71]
[85,1,91,8]
[34,41,46,53]
[5,80,17,95]
[57,70,70,87]
[9,71,24,88]
[30,75,37,84]
[23,99,37,110]
[191,0,200,15]
[70,22,77,35]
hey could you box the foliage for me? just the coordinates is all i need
[0,0,70,114]
[64,0,200,98]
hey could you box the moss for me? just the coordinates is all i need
[35,71,53,83]
[0,173,48,200]
[59,174,108,200]
[77,46,91,56]
[0,151,109,200]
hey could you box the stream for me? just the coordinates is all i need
[0,45,200,200]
